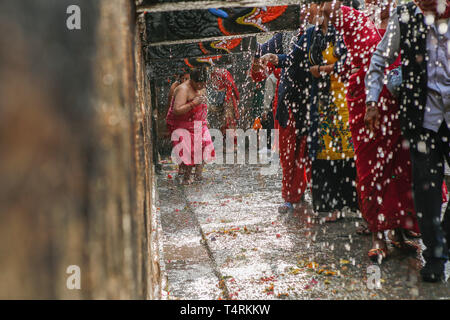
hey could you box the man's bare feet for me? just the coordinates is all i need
[182,177,194,185]
[182,166,193,185]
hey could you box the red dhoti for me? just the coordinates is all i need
[278,111,310,203]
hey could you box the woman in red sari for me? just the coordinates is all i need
[322,0,419,262]
[166,67,215,184]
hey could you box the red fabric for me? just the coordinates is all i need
[279,110,311,203]
[443,181,448,202]
[416,0,450,19]
[250,62,281,130]
[251,61,310,203]
[336,7,419,233]
[272,68,282,131]
[166,99,215,166]
[211,69,240,124]
[442,1,450,18]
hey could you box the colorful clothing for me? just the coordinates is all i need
[335,6,418,232]
[279,111,310,203]
[301,24,358,212]
[316,43,354,161]
[252,37,310,203]
[250,79,266,119]
[251,63,281,131]
[210,69,240,132]
[166,99,215,166]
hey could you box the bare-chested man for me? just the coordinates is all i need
[166,67,215,184]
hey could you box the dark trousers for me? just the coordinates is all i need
[311,158,358,213]
[410,123,450,262]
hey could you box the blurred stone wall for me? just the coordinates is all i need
[0,0,160,299]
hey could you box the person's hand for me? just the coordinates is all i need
[251,58,265,74]
[260,53,278,66]
[310,65,321,78]
[192,94,207,106]
[364,102,380,133]
[199,95,208,104]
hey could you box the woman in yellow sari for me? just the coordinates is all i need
[260,6,359,221]
[306,8,358,221]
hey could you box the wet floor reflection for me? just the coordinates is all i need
[157,160,449,300]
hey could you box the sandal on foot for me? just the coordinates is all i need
[368,248,388,263]
[391,240,421,254]
[404,230,421,239]
[278,202,293,214]
[356,224,371,236]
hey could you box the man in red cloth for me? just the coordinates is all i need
[250,3,317,213]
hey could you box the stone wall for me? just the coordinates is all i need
[0,0,160,299]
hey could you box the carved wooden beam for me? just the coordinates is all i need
[146,36,257,60]
[148,51,253,79]
[137,0,308,13]
[144,5,300,45]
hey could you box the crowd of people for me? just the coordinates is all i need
[166,0,450,283]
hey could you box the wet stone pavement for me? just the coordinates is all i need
[156,157,449,300]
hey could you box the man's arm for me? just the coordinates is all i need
[364,11,401,132]
[173,86,198,116]
[365,11,401,105]
[167,82,178,108]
